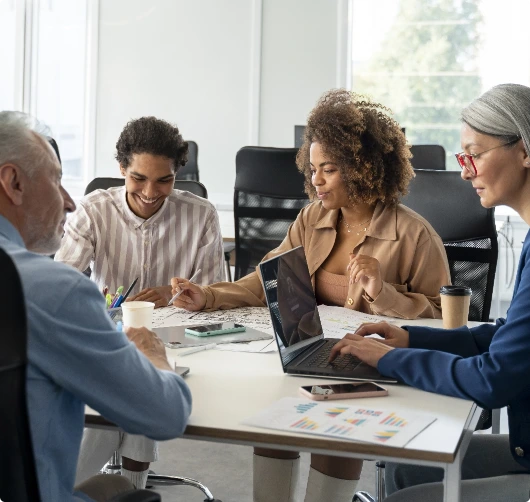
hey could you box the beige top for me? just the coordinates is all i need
[204,201,450,319]
[315,268,349,307]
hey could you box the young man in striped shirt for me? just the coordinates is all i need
[55,116,224,488]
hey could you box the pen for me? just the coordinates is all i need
[179,342,216,356]
[167,268,202,306]
[115,277,139,308]
[112,295,124,309]
[109,286,124,308]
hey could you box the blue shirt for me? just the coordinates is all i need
[379,229,530,469]
[0,216,192,501]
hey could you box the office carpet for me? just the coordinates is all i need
[150,438,375,501]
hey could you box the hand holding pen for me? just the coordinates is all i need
[169,269,206,310]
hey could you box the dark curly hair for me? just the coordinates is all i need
[296,89,414,206]
[115,116,188,172]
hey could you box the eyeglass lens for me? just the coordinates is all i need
[455,153,476,176]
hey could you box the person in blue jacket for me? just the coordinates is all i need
[330,83,530,502]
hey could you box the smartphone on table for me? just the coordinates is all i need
[184,322,246,337]
[299,382,388,401]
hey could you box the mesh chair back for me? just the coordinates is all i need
[410,144,446,170]
[176,140,199,181]
[234,147,309,280]
[84,177,207,198]
[47,137,61,164]
[0,249,41,501]
[401,169,497,322]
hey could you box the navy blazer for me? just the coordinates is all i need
[379,230,530,469]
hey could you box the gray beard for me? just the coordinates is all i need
[25,224,62,255]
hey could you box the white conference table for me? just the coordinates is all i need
[86,314,481,502]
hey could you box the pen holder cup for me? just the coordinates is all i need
[120,301,155,329]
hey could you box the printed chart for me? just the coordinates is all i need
[243,397,436,448]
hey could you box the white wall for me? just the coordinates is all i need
[95,0,345,207]
[95,0,254,197]
[259,0,342,147]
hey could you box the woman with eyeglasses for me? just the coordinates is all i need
[330,83,530,501]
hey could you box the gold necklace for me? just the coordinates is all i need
[340,214,371,236]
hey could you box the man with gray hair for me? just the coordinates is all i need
[0,110,192,501]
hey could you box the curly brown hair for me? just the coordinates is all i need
[296,89,413,206]
[115,116,188,172]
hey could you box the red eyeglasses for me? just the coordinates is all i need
[455,138,520,177]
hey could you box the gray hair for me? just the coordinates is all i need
[0,111,54,178]
[461,83,530,154]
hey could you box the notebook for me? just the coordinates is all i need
[259,246,397,384]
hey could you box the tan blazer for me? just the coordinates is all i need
[204,201,450,319]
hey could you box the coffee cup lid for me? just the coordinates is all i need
[439,285,472,296]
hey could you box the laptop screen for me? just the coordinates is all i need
[260,246,324,363]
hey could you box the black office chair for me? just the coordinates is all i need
[401,169,497,322]
[176,140,199,181]
[0,248,40,502]
[354,170,498,502]
[0,248,159,502]
[233,146,309,280]
[409,144,446,170]
[84,177,207,198]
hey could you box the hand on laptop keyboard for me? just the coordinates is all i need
[307,342,361,372]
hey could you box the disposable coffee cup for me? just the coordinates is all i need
[120,301,155,329]
[440,286,472,329]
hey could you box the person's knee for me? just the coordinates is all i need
[386,462,444,494]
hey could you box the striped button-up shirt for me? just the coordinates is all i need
[55,186,224,294]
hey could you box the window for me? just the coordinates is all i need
[0,0,19,111]
[31,0,90,198]
[0,0,96,199]
[351,0,530,168]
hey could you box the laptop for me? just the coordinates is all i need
[259,246,397,384]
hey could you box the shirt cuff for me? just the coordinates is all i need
[377,348,403,377]
[203,286,216,310]
[363,281,396,314]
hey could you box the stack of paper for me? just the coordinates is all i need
[243,397,436,448]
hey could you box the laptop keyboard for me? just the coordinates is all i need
[306,341,362,372]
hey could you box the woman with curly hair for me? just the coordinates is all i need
[172,89,450,502]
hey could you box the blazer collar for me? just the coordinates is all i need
[312,201,397,242]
